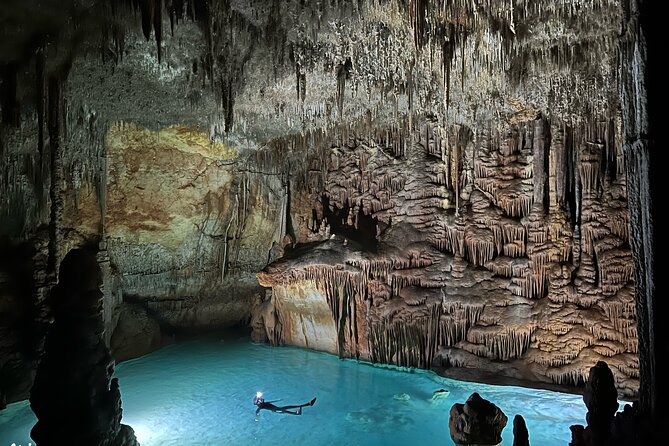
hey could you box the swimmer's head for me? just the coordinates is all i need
[253,391,264,405]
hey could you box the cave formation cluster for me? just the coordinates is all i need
[0,0,663,443]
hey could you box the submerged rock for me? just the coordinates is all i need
[393,392,411,401]
[431,388,450,401]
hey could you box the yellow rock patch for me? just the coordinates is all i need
[105,122,236,251]
[106,122,238,160]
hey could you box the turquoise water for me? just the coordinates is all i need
[1,336,590,445]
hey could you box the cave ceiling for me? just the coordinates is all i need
[1,0,622,147]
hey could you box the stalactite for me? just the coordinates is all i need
[546,367,588,388]
[296,63,306,102]
[33,48,47,215]
[369,303,443,369]
[153,0,163,63]
[497,193,533,218]
[502,241,524,258]
[466,325,533,361]
[336,58,352,121]
[0,62,19,127]
[595,242,634,289]
[168,0,183,36]
[614,361,640,380]
[220,195,236,280]
[508,260,547,299]
[533,349,581,368]
[231,0,641,401]
[580,157,601,194]
[139,0,155,42]
[47,76,65,278]
[599,299,637,339]
[532,118,551,211]
[439,300,484,347]
[453,130,460,214]
[260,263,369,357]
[464,228,496,266]
[439,23,456,111]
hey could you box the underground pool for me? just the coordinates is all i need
[1,335,595,446]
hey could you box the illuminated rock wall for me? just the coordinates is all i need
[271,282,339,355]
[258,117,637,398]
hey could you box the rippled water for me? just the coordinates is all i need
[1,336,591,446]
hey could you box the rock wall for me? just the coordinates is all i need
[257,116,638,398]
[270,283,340,355]
[617,0,665,432]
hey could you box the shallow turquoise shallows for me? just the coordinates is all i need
[1,336,591,446]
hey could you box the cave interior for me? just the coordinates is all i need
[0,0,663,445]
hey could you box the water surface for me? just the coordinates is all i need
[1,336,590,445]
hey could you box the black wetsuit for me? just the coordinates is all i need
[254,397,317,415]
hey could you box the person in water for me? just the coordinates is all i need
[253,392,317,415]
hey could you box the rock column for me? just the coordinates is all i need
[570,361,629,446]
[29,249,139,446]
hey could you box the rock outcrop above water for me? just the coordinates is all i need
[449,392,508,445]
[29,249,138,446]
[569,360,651,446]
[513,415,530,446]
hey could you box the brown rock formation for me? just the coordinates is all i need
[569,360,650,446]
[109,301,165,363]
[29,249,138,446]
[449,392,508,445]
[257,117,637,397]
[513,415,530,446]
[102,123,277,330]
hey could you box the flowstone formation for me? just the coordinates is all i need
[257,116,637,397]
[29,249,138,446]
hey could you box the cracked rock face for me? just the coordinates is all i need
[0,0,642,405]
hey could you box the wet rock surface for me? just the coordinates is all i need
[449,392,508,445]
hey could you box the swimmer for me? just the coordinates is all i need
[253,392,317,415]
